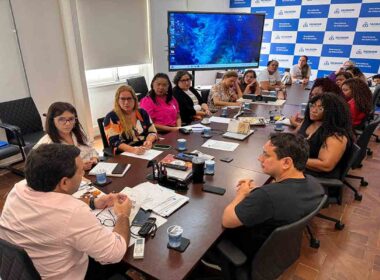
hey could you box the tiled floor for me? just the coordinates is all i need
[1,135,380,280]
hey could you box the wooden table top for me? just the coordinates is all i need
[90,88,305,279]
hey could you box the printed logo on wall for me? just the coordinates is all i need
[323,32,355,44]
[297,32,325,44]
[272,31,297,43]
[354,32,380,45]
[328,4,361,18]
[231,0,380,77]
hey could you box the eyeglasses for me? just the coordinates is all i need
[119,97,134,102]
[179,78,191,83]
[309,103,324,112]
[55,116,77,125]
[96,208,116,227]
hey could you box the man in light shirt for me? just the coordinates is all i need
[0,143,131,279]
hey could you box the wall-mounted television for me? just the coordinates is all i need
[168,11,265,71]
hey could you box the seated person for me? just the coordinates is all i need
[257,60,283,91]
[172,71,210,125]
[207,71,242,112]
[35,102,98,170]
[104,85,158,155]
[335,71,353,88]
[290,78,342,128]
[0,144,132,279]
[371,74,380,86]
[222,133,324,259]
[290,55,311,85]
[309,77,342,98]
[298,93,354,179]
[140,73,181,132]
[327,60,355,82]
[341,78,373,128]
[346,66,367,83]
[237,70,260,96]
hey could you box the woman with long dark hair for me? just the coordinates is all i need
[35,102,98,170]
[237,70,260,95]
[298,93,354,179]
[291,55,311,84]
[172,71,210,125]
[341,78,373,128]
[140,73,181,132]
[104,85,157,155]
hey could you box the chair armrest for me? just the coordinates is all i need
[315,177,343,187]
[0,122,25,147]
[216,238,247,266]
[0,122,21,134]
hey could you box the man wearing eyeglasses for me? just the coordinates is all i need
[0,144,132,279]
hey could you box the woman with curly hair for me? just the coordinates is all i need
[298,93,354,179]
[309,77,342,98]
[335,71,353,88]
[341,78,373,128]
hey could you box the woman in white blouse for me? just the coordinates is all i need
[35,102,99,170]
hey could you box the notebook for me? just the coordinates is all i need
[89,162,131,177]
[222,130,255,141]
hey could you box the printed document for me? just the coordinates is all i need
[121,149,162,160]
[201,139,239,151]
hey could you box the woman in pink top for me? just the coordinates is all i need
[341,78,373,128]
[140,73,181,132]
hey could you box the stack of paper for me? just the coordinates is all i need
[121,149,162,160]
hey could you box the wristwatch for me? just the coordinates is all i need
[89,196,96,210]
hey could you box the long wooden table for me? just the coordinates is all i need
[91,91,305,279]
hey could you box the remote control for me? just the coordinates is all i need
[133,238,145,259]
[162,163,188,171]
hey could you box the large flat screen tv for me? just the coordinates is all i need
[168,11,265,71]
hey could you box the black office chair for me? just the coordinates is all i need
[0,239,41,280]
[126,76,149,101]
[0,140,25,176]
[0,97,45,155]
[347,117,380,187]
[216,195,327,280]
[97,117,113,157]
[314,143,362,204]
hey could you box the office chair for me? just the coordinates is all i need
[348,117,380,187]
[0,97,45,155]
[97,117,113,157]
[0,239,41,280]
[216,195,327,280]
[126,76,149,101]
[315,143,362,204]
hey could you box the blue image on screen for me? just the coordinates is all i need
[168,12,265,71]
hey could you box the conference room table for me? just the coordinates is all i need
[91,84,309,279]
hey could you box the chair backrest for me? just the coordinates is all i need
[339,143,361,180]
[97,117,109,150]
[126,76,149,101]
[250,195,327,280]
[354,117,380,167]
[0,97,43,136]
[0,239,40,280]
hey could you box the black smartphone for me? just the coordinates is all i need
[202,185,226,195]
[132,209,151,226]
[220,157,233,163]
[153,144,172,150]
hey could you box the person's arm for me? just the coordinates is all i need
[306,135,348,172]
[212,95,241,107]
[222,179,256,228]
[112,195,132,246]
[154,124,180,132]
[118,143,146,155]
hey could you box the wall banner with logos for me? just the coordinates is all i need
[230,0,380,78]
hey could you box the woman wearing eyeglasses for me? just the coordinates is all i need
[298,93,354,179]
[172,71,210,125]
[34,102,99,170]
[104,85,158,155]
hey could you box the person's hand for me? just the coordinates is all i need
[236,179,256,196]
[83,160,93,171]
[290,113,301,127]
[133,146,146,155]
[143,140,153,150]
[113,195,132,218]
[94,193,128,209]
[201,104,211,116]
